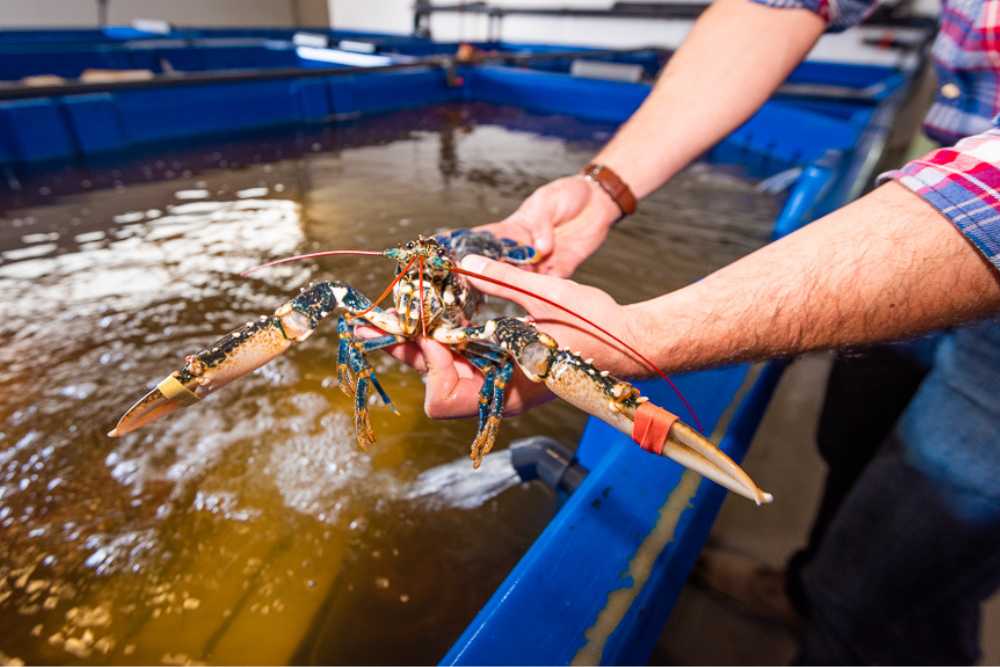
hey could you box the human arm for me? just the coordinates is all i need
[633,181,1000,372]
[409,180,1000,418]
[483,0,827,276]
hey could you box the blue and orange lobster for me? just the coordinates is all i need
[109,230,771,505]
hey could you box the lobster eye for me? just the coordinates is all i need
[405,241,414,249]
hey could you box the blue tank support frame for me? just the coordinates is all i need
[0,27,908,665]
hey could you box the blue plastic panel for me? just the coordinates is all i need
[293,78,333,122]
[463,66,648,123]
[329,68,457,117]
[113,80,302,143]
[0,98,75,162]
[61,93,127,154]
[464,66,865,178]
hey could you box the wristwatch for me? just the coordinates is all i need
[581,163,637,220]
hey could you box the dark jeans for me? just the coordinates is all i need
[787,330,1000,664]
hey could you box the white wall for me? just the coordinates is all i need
[329,0,928,67]
[329,0,413,34]
[0,0,329,27]
[0,0,927,68]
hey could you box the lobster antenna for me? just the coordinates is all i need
[240,250,384,277]
[353,256,418,319]
[452,266,704,432]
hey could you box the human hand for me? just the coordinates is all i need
[478,175,621,277]
[383,336,556,419]
[384,254,649,419]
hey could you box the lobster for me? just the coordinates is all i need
[108,230,772,505]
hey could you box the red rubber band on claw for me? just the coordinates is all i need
[632,402,679,456]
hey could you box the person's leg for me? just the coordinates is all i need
[796,323,1000,664]
[694,345,930,626]
[786,344,929,614]
[795,434,1000,664]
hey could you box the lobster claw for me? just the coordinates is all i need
[109,310,310,437]
[108,372,202,437]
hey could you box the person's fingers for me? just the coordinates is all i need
[352,323,427,370]
[381,340,427,372]
[418,337,483,419]
[458,254,565,314]
[415,333,559,418]
[531,219,554,256]
[539,261,572,277]
[519,207,554,255]
[354,324,388,340]
[516,194,557,255]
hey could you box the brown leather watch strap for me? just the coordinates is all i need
[582,163,637,218]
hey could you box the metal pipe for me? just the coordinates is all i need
[0,41,898,105]
[0,61,444,101]
[413,1,938,28]
[97,0,109,27]
[0,46,660,102]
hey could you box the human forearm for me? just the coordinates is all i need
[595,0,824,198]
[631,182,1000,372]
[482,0,825,275]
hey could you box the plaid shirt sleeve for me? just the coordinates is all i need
[749,0,877,31]
[879,129,1000,273]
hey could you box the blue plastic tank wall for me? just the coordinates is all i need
[0,42,334,81]
[464,66,869,179]
[0,26,662,81]
[0,61,884,174]
[0,67,459,164]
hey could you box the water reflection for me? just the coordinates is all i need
[0,103,780,665]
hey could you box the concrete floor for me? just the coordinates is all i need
[653,353,1000,665]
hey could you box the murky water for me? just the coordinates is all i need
[0,103,781,665]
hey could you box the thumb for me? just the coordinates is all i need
[516,197,555,255]
[419,336,456,370]
[417,337,460,417]
[531,218,554,256]
[458,254,560,314]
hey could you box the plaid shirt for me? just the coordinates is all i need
[754,0,1000,272]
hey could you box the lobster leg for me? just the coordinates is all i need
[341,325,403,450]
[336,315,402,405]
[464,355,498,435]
[463,349,515,467]
[469,317,773,505]
[336,315,356,397]
[360,337,402,414]
[109,281,402,438]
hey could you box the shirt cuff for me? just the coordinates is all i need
[878,132,1000,274]
[749,0,875,32]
